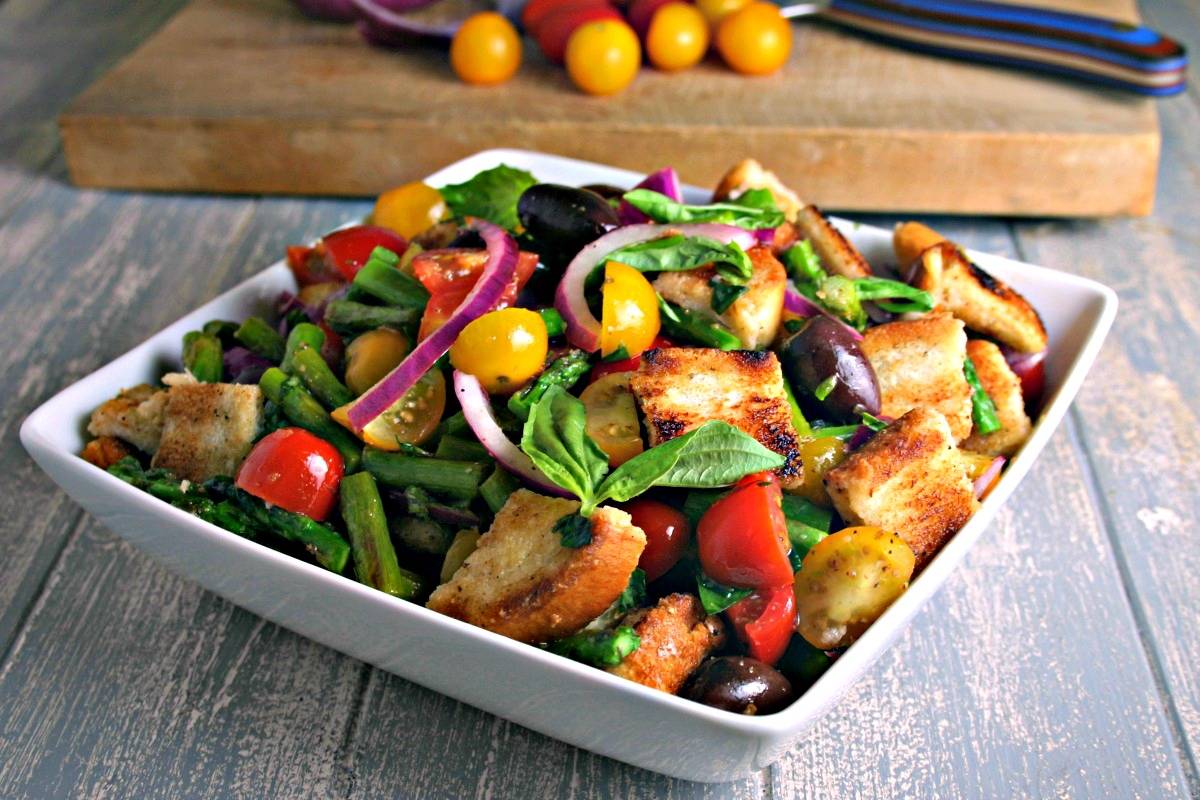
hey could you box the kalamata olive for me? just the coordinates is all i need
[684,656,795,715]
[581,183,626,200]
[517,184,619,256]
[779,316,881,422]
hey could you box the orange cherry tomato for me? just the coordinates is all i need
[372,182,447,239]
[646,2,710,72]
[565,19,641,96]
[698,471,792,588]
[451,12,522,86]
[695,0,751,26]
[236,428,344,521]
[624,498,691,581]
[715,1,792,76]
[599,261,660,357]
[579,372,645,466]
[449,308,549,394]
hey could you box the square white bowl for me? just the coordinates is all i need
[20,149,1117,783]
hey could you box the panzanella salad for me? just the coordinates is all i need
[82,160,1048,715]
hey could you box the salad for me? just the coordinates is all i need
[81,159,1047,716]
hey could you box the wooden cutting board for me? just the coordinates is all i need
[59,0,1159,216]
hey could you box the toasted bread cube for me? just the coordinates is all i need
[426,491,646,644]
[81,436,133,470]
[87,384,167,454]
[963,340,1032,457]
[892,221,946,269]
[825,407,979,569]
[607,594,725,694]
[910,243,1047,354]
[630,348,804,488]
[793,205,872,279]
[862,313,973,442]
[150,383,263,482]
[652,246,787,349]
[713,159,803,222]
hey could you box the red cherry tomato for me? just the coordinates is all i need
[286,244,341,287]
[624,498,691,581]
[412,248,538,341]
[286,226,408,284]
[588,335,674,383]
[627,0,675,37]
[535,3,622,64]
[698,472,792,588]
[236,428,345,521]
[726,584,797,665]
[523,0,610,37]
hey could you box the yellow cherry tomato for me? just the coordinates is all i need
[580,372,644,466]
[565,19,641,96]
[344,327,410,396]
[695,0,751,26]
[451,12,522,86]
[449,307,548,394]
[373,183,446,239]
[715,1,792,76]
[646,2,710,72]
[333,369,446,450]
[600,261,661,358]
[795,435,847,506]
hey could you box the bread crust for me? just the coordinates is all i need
[150,383,263,482]
[963,339,1032,457]
[607,593,725,694]
[792,205,872,279]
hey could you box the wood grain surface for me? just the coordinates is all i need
[56,0,1160,216]
[1,0,1198,797]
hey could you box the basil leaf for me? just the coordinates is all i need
[782,240,824,286]
[964,357,1002,435]
[710,278,748,314]
[603,235,753,285]
[781,494,833,531]
[734,188,781,213]
[616,568,647,613]
[787,519,827,563]
[439,165,536,230]
[550,626,640,668]
[594,420,785,505]
[621,189,785,230]
[696,572,752,615]
[554,513,593,548]
[601,343,631,363]
[855,277,935,314]
[521,385,610,505]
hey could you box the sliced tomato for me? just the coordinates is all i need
[588,335,674,383]
[236,428,344,521]
[286,245,341,287]
[698,472,792,588]
[726,585,797,666]
[413,249,538,341]
[287,226,408,284]
[624,498,691,581]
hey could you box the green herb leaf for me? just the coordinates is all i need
[439,165,537,230]
[616,568,647,613]
[854,277,935,314]
[621,189,785,230]
[817,275,866,330]
[521,385,611,507]
[964,357,1003,435]
[860,412,889,432]
[781,494,833,531]
[551,626,641,667]
[696,572,752,615]
[813,374,838,401]
[602,235,753,286]
[554,513,594,548]
[710,278,748,314]
[601,343,631,363]
[782,240,824,286]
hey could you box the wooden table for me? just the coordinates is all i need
[0,1,1196,797]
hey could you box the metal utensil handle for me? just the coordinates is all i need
[818,0,1188,95]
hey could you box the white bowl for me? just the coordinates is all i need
[20,150,1117,783]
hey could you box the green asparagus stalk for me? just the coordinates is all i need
[202,319,240,347]
[182,331,224,383]
[550,626,641,668]
[507,349,591,420]
[339,472,422,598]
[362,449,486,500]
[325,300,420,336]
[780,376,813,438]
[351,249,430,309]
[657,297,742,350]
[436,410,471,439]
[479,466,520,514]
[434,434,491,463]
[108,458,259,540]
[259,368,362,472]
[538,307,566,338]
[292,344,353,410]
[234,316,287,362]
[964,357,1003,435]
[281,322,325,374]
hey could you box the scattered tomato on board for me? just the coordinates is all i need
[715,1,792,75]
[645,2,709,71]
[451,12,522,85]
[565,18,642,95]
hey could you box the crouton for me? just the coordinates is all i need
[80,436,133,469]
[426,491,646,644]
[862,314,973,441]
[963,339,1032,457]
[150,383,263,482]
[892,221,946,269]
[713,159,804,222]
[652,246,787,349]
[909,243,1047,354]
[825,407,979,569]
[793,205,872,279]
[87,384,167,454]
[607,593,725,694]
[630,348,804,488]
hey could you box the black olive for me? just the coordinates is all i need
[684,656,795,715]
[779,316,881,422]
[581,183,626,201]
[517,184,619,258]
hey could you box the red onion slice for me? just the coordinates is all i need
[783,284,865,342]
[555,223,758,352]
[618,168,684,225]
[753,228,777,246]
[352,0,482,42]
[452,370,572,497]
[974,456,1006,499]
[346,218,518,431]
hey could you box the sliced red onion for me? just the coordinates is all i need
[224,347,272,385]
[556,223,758,352]
[974,456,1006,499]
[452,371,572,498]
[291,0,357,21]
[1002,346,1046,374]
[783,284,865,342]
[346,219,518,431]
[753,228,777,245]
[618,168,683,225]
[353,0,485,42]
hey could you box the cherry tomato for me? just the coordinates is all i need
[627,0,675,36]
[523,0,610,37]
[323,226,410,281]
[646,2,709,72]
[588,335,673,383]
[624,498,691,581]
[565,19,641,96]
[695,0,751,26]
[600,261,661,357]
[236,428,344,521]
[451,12,522,86]
[726,584,797,665]
[412,249,538,341]
[344,327,410,396]
[536,4,623,64]
[579,371,645,465]
[794,526,915,650]
[698,473,792,588]
[794,435,847,506]
[333,369,446,449]
[715,1,792,76]
[450,308,549,394]
[372,182,447,239]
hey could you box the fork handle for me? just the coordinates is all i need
[822,0,1188,95]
